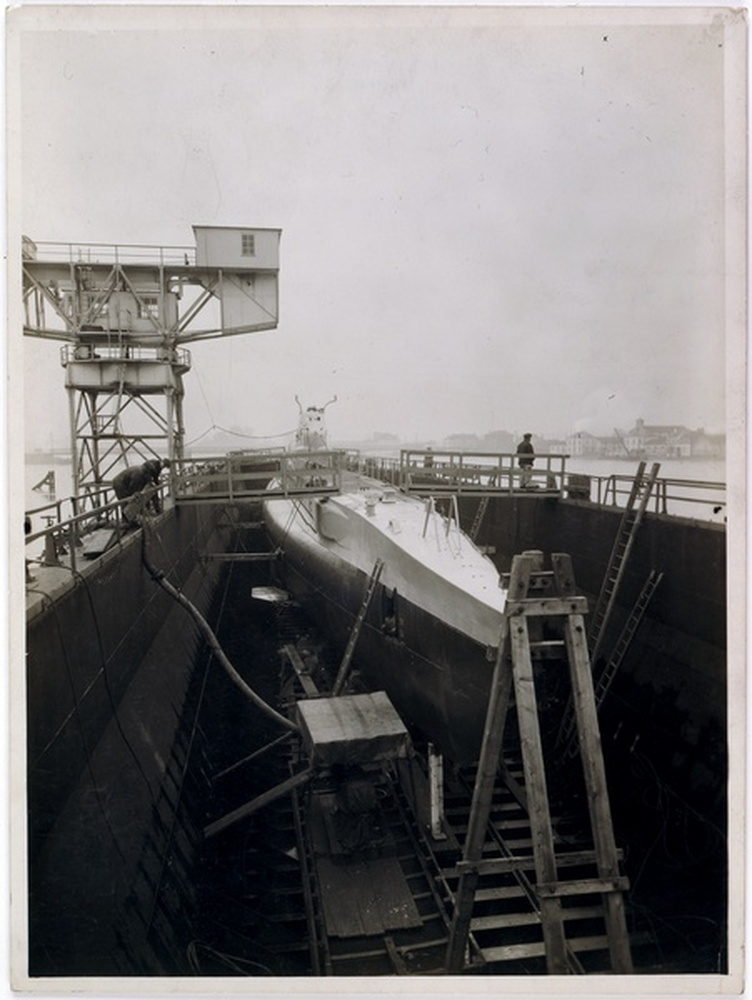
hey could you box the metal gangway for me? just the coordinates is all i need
[170,450,343,504]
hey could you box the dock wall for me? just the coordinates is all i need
[26,503,231,975]
[467,493,727,819]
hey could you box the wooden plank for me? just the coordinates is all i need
[384,935,409,974]
[81,527,118,559]
[396,758,461,852]
[475,885,528,902]
[550,553,578,596]
[510,614,568,974]
[537,876,630,898]
[483,931,653,965]
[483,935,610,964]
[204,767,313,838]
[505,597,589,616]
[317,856,381,937]
[563,612,634,974]
[474,884,529,902]
[453,816,532,834]
[471,905,603,932]
[449,847,624,879]
[316,855,423,938]
[489,835,534,848]
[282,643,320,697]
[472,911,541,931]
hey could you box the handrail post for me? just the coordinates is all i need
[422,497,434,538]
[68,516,77,574]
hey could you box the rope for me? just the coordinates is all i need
[185,422,297,448]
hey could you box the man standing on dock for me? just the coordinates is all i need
[516,433,535,488]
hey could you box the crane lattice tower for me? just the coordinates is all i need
[22,226,281,496]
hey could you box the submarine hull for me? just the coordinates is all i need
[275,525,497,762]
[264,488,505,763]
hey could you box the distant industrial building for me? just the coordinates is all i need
[566,419,725,460]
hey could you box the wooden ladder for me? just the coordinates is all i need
[558,568,664,756]
[593,568,663,710]
[445,550,633,975]
[332,558,385,696]
[469,495,490,541]
[588,461,661,666]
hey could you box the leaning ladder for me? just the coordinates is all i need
[594,569,663,708]
[445,551,633,975]
[331,558,385,696]
[559,568,664,758]
[469,496,490,541]
[588,461,661,667]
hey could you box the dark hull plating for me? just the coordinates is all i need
[273,523,496,763]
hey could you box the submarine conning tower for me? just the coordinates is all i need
[22,226,281,498]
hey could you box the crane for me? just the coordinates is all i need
[22,226,281,497]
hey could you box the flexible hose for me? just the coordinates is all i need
[140,519,299,734]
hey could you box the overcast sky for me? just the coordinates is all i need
[11,5,743,451]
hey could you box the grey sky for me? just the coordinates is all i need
[13,5,740,449]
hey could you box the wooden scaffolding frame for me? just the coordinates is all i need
[445,550,633,975]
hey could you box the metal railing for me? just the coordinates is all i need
[60,344,192,366]
[25,240,196,268]
[24,451,726,584]
[25,482,167,576]
[342,450,725,519]
[587,473,726,517]
[171,450,342,503]
[344,452,402,486]
[398,449,569,496]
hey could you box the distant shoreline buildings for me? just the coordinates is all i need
[561,419,725,461]
[352,418,725,461]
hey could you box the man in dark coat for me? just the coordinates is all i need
[113,459,165,523]
[516,433,535,488]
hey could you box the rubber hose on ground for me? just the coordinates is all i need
[140,519,299,733]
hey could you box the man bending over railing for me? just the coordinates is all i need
[113,458,168,525]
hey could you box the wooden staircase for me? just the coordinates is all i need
[438,767,637,972]
[445,550,634,975]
